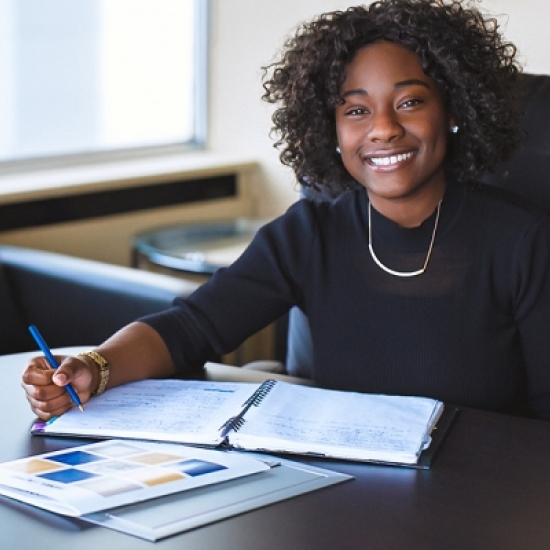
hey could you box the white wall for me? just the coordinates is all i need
[209,0,550,217]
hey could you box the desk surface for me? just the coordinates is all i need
[3,350,550,549]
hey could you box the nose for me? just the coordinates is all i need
[368,109,404,143]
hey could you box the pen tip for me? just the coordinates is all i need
[78,405,85,412]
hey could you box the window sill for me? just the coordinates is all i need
[0,151,259,204]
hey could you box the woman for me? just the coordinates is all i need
[22,0,550,420]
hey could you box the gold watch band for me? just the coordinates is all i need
[77,351,109,396]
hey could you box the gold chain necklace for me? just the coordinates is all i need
[368,200,442,277]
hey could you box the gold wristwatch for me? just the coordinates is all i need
[77,351,109,396]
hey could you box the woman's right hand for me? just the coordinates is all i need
[21,323,177,420]
[21,355,98,420]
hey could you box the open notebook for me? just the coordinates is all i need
[32,379,449,467]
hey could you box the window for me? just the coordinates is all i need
[0,0,207,168]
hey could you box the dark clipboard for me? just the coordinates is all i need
[415,405,459,469]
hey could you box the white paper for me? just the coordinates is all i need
[34,379,260,445]
[229,383,443,463]
[0,440,269,516]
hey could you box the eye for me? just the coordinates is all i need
[345,107,370,116]
[399,98,424,109]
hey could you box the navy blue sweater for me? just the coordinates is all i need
[142,181,550,419]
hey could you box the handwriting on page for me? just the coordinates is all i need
[92,390,227,433]
[51,380,254,437]
[240,415,407,451]
[235,383,434,453]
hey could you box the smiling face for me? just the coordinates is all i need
[335,41,453,225]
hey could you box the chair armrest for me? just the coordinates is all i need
[0,245,199,350]
[204,362,314,385]
[241,360,286,374]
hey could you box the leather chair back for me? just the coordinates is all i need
[481,73,550,212]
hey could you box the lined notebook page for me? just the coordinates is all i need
[230,382,443,463]
[37,380,260,445]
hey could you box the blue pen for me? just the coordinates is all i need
[28,325,84,412]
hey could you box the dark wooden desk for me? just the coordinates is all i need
[3,350,550,549]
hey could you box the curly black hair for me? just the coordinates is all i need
[262,0,521,197]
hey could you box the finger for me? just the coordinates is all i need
[24,389,74,420]
[22,374,66,404]
[21,357,57,386]
[51,356,94,393]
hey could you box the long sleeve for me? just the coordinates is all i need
[139,200,318,374]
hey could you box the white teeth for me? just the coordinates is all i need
[369,152,414,166]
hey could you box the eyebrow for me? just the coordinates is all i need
[341,78,432,99]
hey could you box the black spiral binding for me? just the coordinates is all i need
[243,379,277,408]
[220,379,277,437]
[230,416,246,431]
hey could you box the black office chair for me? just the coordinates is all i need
[282,72,550,379]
